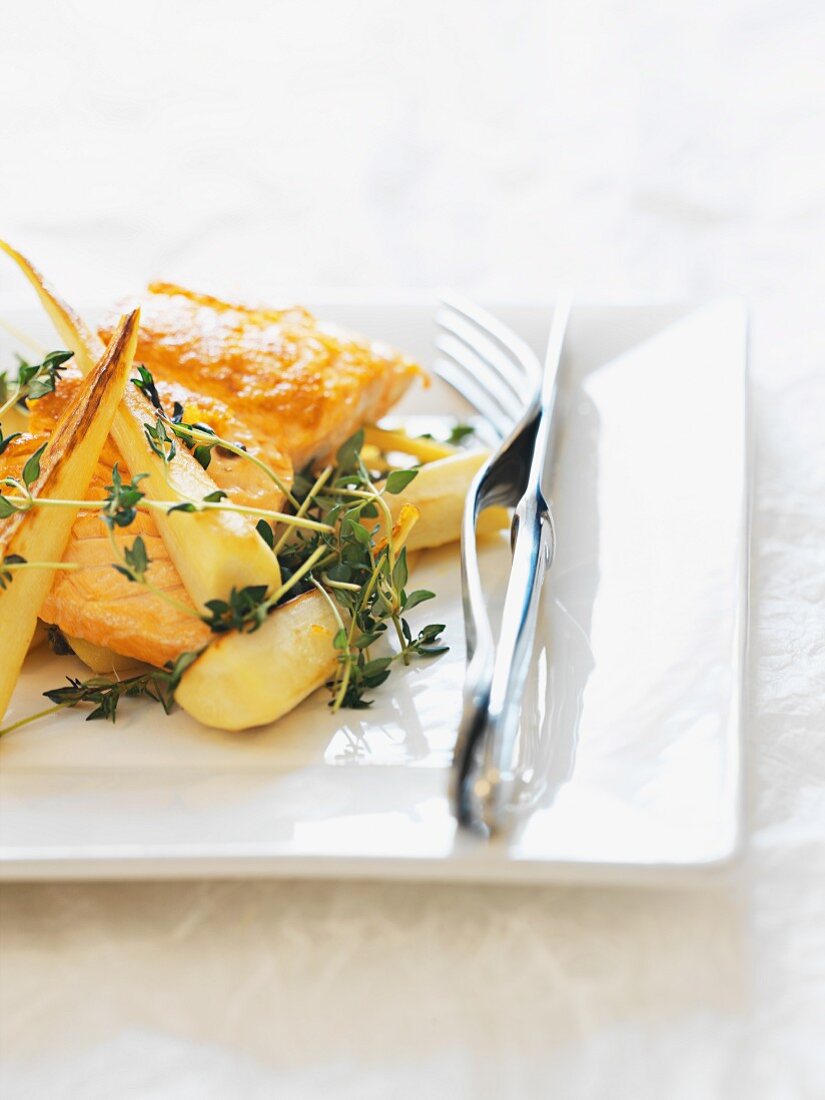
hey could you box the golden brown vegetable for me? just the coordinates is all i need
[374,451,509,551]
[0,313,138,718]
[174,591,338,731]
[363,425,456,464]
[66,635,148,675]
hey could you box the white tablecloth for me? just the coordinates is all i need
[1,2,824,1096]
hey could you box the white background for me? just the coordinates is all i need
[1,1,824,1097]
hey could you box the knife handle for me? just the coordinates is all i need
[477,488,555,830]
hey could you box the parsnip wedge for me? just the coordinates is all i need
[175,591,338,731]
[66,635,147,675]
[364,425,456,464]
[0,313,137,719]
[374,450,509,551]
[0,240,281,610]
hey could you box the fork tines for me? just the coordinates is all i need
[434,292,542,438]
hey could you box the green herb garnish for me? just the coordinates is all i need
[102,465,148,529]
[0,351,73,423]
[131,364,165,413]
[41,651,200,723]
[447,423,476,445]
[420,422,476,446]
[111,535,151,585]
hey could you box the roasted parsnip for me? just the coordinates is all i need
[363,424,457,464]
[66,635,147,675]
[373,450,509,551]
[175,591,338,731]
[0,240,282,611]
[0,313,137,718]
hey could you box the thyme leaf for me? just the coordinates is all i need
[0,553,25,589]
[384,468,418,495]
[256,518,275,548]
[0,425,22,457]
[102,464,147,529]
[202,585,270,634]
[112,536,150,583]
[144,415,177,462]
[22,443,47,488]
[131,364,165,413]
[447,423,476,445]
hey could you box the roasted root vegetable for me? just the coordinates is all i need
[66,635,147,675]
[373,451,509,551]
[363,425,457,464]
[0,312,137,718]
[174,591,338,731]
[0,240,282,611]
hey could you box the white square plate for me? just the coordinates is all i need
[0,296,748,884]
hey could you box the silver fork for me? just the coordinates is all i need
[432,292,571,833]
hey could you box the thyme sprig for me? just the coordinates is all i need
[273,429,448,709]
[137,369,299,510]
[0,555,80,586]
[112,533,151,585]
[0,652,201,738]
[44,650,199,721]
[0,461,332,534]
[131,364,164,412]
[0,442,48,516]
[0,349,73,418]
[102,465,148,528]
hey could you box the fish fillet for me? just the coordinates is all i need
[12,286,422,667]
[101,283,423,470]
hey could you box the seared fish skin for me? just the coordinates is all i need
[30,372,294,515]
[100,283,423,470]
